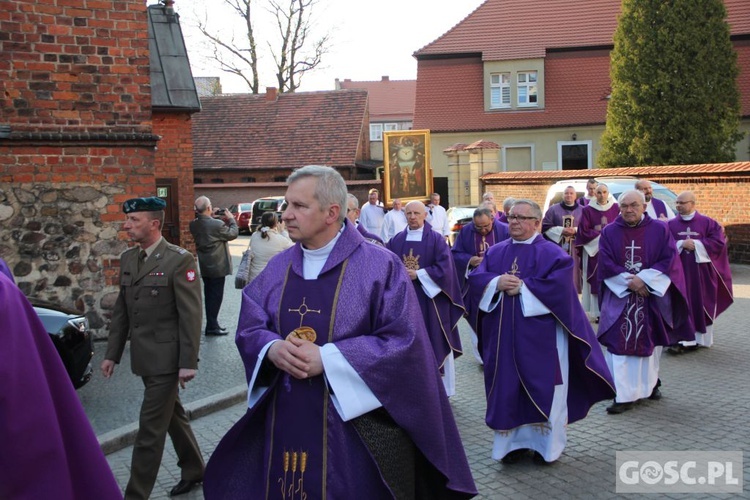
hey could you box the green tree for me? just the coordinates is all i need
[599,0,743,167]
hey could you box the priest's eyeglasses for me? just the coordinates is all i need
[507,215,538,222]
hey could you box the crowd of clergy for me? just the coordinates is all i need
[352,178,733,465]
[3,169,734,499]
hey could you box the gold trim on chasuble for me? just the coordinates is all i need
[265,260,350,499]
[402,248,420,270]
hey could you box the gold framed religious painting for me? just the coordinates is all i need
[382,130,433,205]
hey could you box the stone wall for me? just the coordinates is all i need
[0,183,129,331]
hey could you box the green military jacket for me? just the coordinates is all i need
[106,238,203,376]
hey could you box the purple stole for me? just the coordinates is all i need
[265,265,390,498]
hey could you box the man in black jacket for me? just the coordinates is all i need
[190,196,239,335]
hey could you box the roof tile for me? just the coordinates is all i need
[192,90,368,170]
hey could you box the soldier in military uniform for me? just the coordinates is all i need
[101,197,205,499]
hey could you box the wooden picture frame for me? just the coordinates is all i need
[382,130,432,206]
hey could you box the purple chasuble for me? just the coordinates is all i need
[0,257,13,282]
[668,213,733,336]
[542,202,583,292]
[0,273,122,500]
[496,211,507,223]
[387,222,466,367]
[597,215,693,356]
[650,198,670,219]
[465,236,614,431]
[268,267,390,497]
[574,203,620,295]
[451,220,510,291]
[204,221,477,499]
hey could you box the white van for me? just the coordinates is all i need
[542,176,677,214]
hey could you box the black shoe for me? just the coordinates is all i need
[501,448,528,464]
[205,329,229,336]
[606,401,634,414]
[649,387,662,400]
[533,451,554,465]
[218,326,229,332]
[169,479,202,496]
[667,345,685,355]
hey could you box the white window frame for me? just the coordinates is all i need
[369,123,383,141]
[383,123,399,132]
[501,143,536,171]
[517,71,538,107]
[490,73,511,109]
[556,140,593,170]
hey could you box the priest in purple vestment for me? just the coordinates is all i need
[451,206,510,363]
[387,200,466,397]
[574,183,619,321]
[204,166,477,499]
[542,185,583,292]
[597,190,692,415]
[667,191,733,351]
[635,179,675,220]
[576,178,599,207]
[466,199,614,465]
[0,272,122,500]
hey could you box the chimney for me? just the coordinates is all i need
[381,76,389,82]
[266,87,278,101]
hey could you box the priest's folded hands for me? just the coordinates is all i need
[496,273,523,296]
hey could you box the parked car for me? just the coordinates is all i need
[250,196,287,233]
[229,202,254,234]
[542,176,678,214]
[447,206,477,246]
[29,297,94,389]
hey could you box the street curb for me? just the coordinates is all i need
[98,385,247,455]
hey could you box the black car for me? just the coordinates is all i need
[250,196,287,233]
[30,297,94,389]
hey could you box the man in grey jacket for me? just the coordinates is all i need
[190,196,238,335]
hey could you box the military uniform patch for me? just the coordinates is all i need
[186,269,197,282]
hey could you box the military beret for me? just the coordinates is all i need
[122,197,167,214]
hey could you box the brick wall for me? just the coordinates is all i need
[153,112,196,252]
[482,163,750,263]
[0,0,158,337]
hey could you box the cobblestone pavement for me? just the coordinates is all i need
[103,262,750,499]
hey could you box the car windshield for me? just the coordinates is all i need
[449,207,475,223]
[239,203,253,212]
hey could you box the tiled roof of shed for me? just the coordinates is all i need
[192,90,368,170]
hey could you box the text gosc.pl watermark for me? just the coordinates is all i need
[616,451,743,493]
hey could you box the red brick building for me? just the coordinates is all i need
[0,0,199,334]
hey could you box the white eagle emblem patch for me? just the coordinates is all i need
[186,270,197,282]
